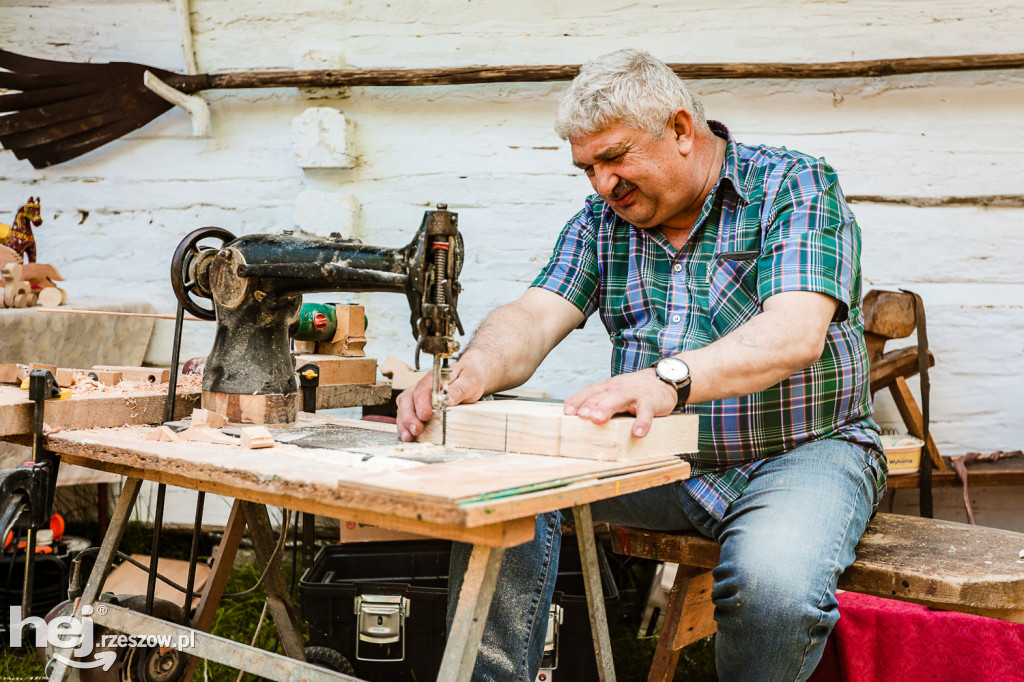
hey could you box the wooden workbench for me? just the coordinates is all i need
[41,413,690,681]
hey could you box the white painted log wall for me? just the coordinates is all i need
[2,1,1021,529]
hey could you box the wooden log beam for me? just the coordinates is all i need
[189,52,1024,91]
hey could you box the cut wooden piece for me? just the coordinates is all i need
[91,366,170,383]
[191,408,227,429]
[202,390,297,425]
[294,355,376,385]
[91,370,122,386]
[239,425,275,449]
[418,401,699,461]
[28,363,57,376]
[0,364,28,384]
[35,287,63,307]
[178,425,238,446]
[55,368,75,388]
[380,355,428,391]
[333,303,366,340]
[145,425,182,442]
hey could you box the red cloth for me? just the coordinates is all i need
[810,592,1024,682]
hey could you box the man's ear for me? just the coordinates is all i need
[670,108,695,155]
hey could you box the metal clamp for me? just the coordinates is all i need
[354,594,411,661]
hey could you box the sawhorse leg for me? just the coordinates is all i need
[436,543,505,682]
[574,503,616,682]
[438,507,617,682]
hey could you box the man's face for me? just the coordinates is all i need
[570,121,694,229]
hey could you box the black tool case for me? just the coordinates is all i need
[300,538,619,682]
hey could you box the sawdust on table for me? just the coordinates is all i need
[69,372,203,396]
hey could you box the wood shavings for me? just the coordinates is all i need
[68,372,203,397]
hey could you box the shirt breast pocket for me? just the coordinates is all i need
[707,252,761,337]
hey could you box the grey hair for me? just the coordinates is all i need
[555,49,707,142]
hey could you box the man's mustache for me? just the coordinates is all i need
[610,180,637,200]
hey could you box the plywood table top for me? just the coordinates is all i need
[41,413,691,547]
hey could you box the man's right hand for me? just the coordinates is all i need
[395,361,487,441]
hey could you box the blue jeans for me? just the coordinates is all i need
[447,438,880,681]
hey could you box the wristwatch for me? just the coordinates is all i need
[651,356,691,408]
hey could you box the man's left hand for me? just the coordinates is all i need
[563,368,679,437]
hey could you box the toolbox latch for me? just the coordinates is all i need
[354,594,411,661]
[539,603,564,673]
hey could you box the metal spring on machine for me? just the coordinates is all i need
[433,241,449,305]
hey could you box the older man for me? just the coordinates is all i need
[397,49,885,682]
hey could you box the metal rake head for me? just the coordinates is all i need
[0,50,184,168]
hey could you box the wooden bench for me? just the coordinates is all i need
[609,513,1024,681]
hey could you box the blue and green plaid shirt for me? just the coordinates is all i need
[532,122,885,520]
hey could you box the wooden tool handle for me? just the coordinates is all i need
[170,53,1024,91]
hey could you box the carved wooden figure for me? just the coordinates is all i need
[0,197,42,263]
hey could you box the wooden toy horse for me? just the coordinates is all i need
[0,197,42,263]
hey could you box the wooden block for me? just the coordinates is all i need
[202,390,296,425]
[316,304,368,356]
[560,411,698,461]
[294,355,376,385]
[55,368,75,388]
[417,401,699,461]
[863,290,917,340]
[333,304,366,340]
[494,401,562,456]
[0,364,27,384]
[178,425,238,446]
[192,408,228,429]
[28,363,57,376]
[239,425,275,449]
[145,425,182,442]
[91,366,170,383]
[92,370,122,386]
[417,402,508,450]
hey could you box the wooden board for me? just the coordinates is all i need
[38,414,690,536]
[611,513,1024,621]
[0,384,199,437]
[417,400,699,461]
[294,354,377,385]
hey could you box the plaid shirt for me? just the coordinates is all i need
[532,122,885,520]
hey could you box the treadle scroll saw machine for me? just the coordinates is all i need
[0,204,464,681]
[169,202,464,430]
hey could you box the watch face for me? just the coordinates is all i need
[656,357,689,382]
